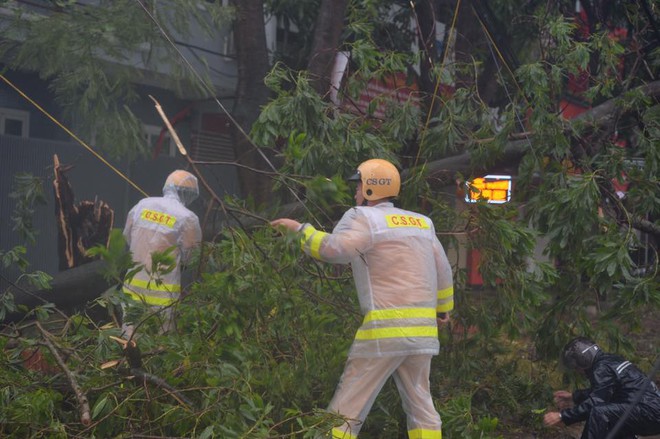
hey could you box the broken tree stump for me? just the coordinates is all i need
[53,154,114,270]
[1,158,121,324]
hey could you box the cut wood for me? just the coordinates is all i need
[53,154,114,270]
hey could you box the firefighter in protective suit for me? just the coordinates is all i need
[544,337,660,439]
[122,170,202,337]
[271,159,454,439]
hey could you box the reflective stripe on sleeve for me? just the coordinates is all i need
[300,225,329,260]
[408,428,442,439]
[616,361,632,375]
[355,325,438,340]
[363,308,436,324]
[436,286,454,313]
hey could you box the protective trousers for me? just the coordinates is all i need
[581,402,660,439]
[120,301,175,339]
[326,354,442,439]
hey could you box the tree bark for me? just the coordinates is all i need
[229,0,274,205]
[470,0,520,107]
[415,0,440,115]
[2,259,119,324]
[306,0,349,96]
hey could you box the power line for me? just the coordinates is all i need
[0,73,149,198]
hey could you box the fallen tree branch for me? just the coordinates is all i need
[122,367,194,409]
[414,80,660,179]
[633,216,660,237]
[36,322,91,426]
[108,336,194,409]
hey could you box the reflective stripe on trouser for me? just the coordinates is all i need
[120,296,176,338]
[122,278,179,306]
[121,276,179,336]
[326,355,441,439]
[331,428,357,439]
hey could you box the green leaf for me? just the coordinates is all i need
[92,396,109,420]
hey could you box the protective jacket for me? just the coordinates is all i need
[561,351,660,438]
[122,192,201,306]
[299,202,454,358]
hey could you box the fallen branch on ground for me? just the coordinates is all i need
[36,322,91,426]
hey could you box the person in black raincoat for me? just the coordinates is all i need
[544,336,660,439]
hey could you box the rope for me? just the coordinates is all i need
[0,73,149,198]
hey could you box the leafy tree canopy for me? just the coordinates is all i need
[1,0,659,437]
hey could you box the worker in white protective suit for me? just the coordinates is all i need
[271,158,454,439]
[122,170,202,337]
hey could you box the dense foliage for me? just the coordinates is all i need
[1,0,659,438]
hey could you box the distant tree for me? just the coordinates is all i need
[0,0,230,158]
[306,0,349,95]
[231,0,350,203]
[228,0,274,205]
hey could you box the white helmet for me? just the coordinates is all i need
[163,170,199,206]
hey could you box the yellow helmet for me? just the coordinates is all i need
[348,159,401,200]
[163,170,199,205]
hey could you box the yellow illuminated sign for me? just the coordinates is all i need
[465,175,512,204]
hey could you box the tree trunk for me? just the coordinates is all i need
[2,259,119,324]
[415,0,440,115]
[229,0,274,205]
[306,0,349,96]
[470,0,520,107]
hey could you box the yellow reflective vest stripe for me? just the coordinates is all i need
[122,277,180,306]
[363,307,436,324]
[125,277,181,293]
[358,308,438,340]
